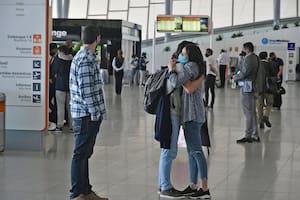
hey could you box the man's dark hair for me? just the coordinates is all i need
[82,26,100,45]
[269,52,275,58]
[243,42,254,52]
[59,45,71,55]
[259,51,268,59]
[221,49,226,53]
[206,48,213,55]
[176,40,196,56]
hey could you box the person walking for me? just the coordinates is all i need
[69,26,108,200]
[138,52,148,86]
[217,49,229,88]
[112,49,125,95]
[204,48,218,109]
[256,51,276,128]
[234,42,260,143]
[168,44,211,199]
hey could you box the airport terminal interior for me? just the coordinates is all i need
[1,0,300,200]
[1,83,300,200]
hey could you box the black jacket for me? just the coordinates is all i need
[52,53,73,92]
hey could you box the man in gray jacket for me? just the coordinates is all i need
[234,42,260,143]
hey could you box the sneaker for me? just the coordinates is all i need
[157,188,161,194]
[54,127,63,132]
[180,185,197,196]
[85,191,108,200]
[263,116,272,128]
[160,188,185,199]
[189,188,211,199]
[48,122,56,131]
[71,194,89,200]
[251,136,260,143]
[236,137,252,143]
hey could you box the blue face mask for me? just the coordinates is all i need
[178,53,188,64]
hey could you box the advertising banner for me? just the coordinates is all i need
[0,0,48,130]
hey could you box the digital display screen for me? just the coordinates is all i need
[157,15,210,33]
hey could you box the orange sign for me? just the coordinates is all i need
[33,34,42,43]
[33,46,42,55]
[0,101,4,112]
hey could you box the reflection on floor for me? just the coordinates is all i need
[1,82,300,200]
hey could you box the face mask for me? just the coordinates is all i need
[205,53,209,57]
[178,53,188,64]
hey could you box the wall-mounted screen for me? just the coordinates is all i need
[157,15,210,33]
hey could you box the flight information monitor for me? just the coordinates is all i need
[157,15,210,33]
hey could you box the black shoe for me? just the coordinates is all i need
[236,137,252,143]
[259,122,265,129]
[251,136,260,142]
[263,116,272,128]
[189,188,211,199]
[180,185,197,196]
[208,105,213,109]
[160,188,185,199]
[157,188,161,194]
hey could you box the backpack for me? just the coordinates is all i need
[143,69,168,114]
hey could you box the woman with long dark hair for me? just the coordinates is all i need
[112,49,125,95]
[168,44,210,199]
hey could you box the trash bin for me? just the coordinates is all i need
[0,93,5,152]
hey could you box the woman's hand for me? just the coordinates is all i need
[168,59,176,71]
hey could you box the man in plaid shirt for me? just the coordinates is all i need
[69,26,108,200]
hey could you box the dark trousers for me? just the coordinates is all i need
[70,116,102,198]
[114,69,124,95]
[219,65,226,88]
[205,74,216,107]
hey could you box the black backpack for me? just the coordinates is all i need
[143,69,168,114]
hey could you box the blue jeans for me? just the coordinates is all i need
[70,116,102,199]
[158,114,180,191]
[184,121,207,184]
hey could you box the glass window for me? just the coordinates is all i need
[233,0,253,25]
[69,0,88,18]
[173,0,190,15]
[130,0,149,7]
[212,0,232,28]
[109,0,128,11]
[88,0,108,15]
[148,3,165,39]
[281,0,297,18]
[108,11,128,21]
[191,0,211,16]
[129,8,148,40]
[255,0,273,22]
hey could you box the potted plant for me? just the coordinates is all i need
[282,24,288,29]
[163,46,170,52]
[216,35,223,41]
[237,32,243,37]
[273,25,280,30]
[231,33,237,38]
[294,21,299,27]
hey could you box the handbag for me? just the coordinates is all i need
[265,77,278,94]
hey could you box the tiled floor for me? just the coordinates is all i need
[1,81,300,200]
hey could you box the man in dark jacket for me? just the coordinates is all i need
[234,42,260,143]
[256,52,276,128]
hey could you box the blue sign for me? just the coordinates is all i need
[262,38,268,45]
[288,42,295,50]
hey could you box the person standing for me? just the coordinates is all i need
[69,26,108,200]
[52,45,73,132]
[112,49,125,95]
[158,41,205,199]
[269,52,284,109]
[234,42,260,143]
[130,54,139,86]
[256,51,276,128]
[49,43,58,130]
[204,48,218,109]
[168,44,211,199]
[139,52,148,86]
[217,49,229,88]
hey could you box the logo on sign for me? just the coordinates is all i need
[262,38,269,44]
[288,43,295,51]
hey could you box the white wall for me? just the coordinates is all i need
[143,26,300,80]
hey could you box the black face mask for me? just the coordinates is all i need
[205,53,209,57]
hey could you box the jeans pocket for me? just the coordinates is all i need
[72,118,82,135]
